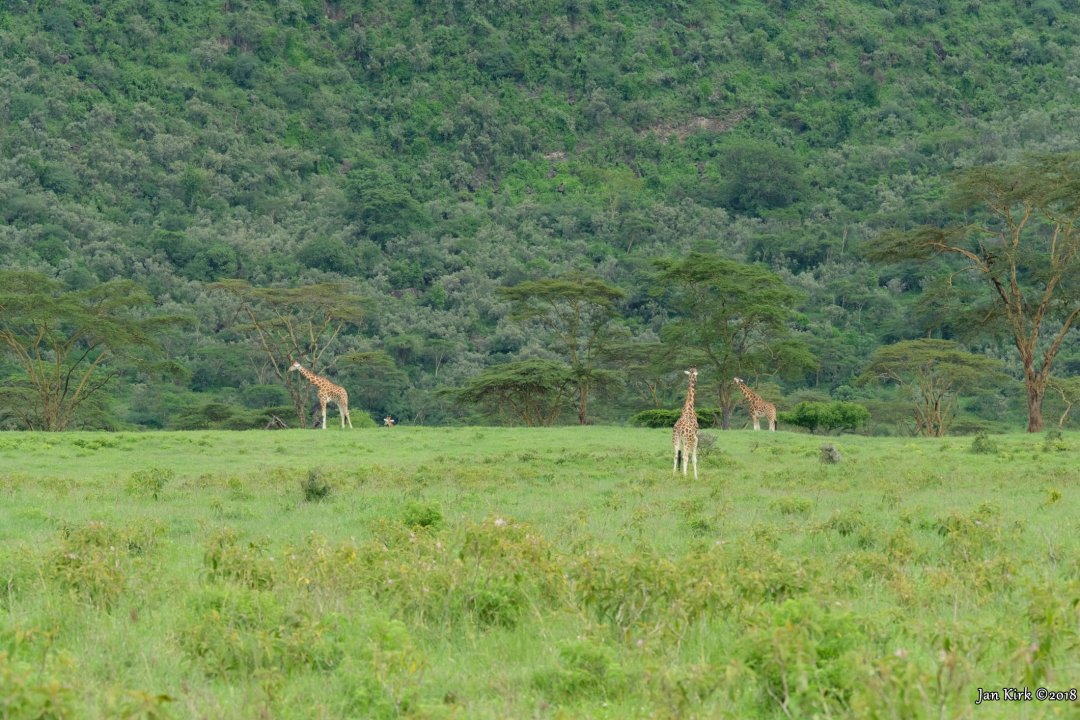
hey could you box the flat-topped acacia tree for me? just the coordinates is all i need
[499,273,626,425]
[212,280,366,429]
[872,153,1080,432]
[653,254,816,428]
[0,271,174,430]
[859,339,1008,437]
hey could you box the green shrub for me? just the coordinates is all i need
[533,640,627,701]
[1042,428,1066,452]
[0,652,75,719]
[125,466,174,499]
[401,501,443,529]
[179,587,343,677]
[333,618,426,720]
[740,599,866,717]
[771,495,815,516]
[300,467,332,502]
[969,432,998,455]
[459,580,526,628]
[202,527,276,589]
[47,520,164,609]
[778,401,870,434]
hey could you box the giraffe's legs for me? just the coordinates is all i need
[768,416,776,431]
[690,443,698,479]
[753,415,761,431]
[681,444,689,476]
[320,399,328,430]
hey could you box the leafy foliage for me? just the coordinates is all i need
[779,401,871,435]
[654,254,815,427]
[444,359,575,426]
[0,271,176,430]
[871,154,1080,432]
[0,1,1078,431]
[860,340,1008,437]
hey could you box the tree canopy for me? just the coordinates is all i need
[653,253,816,427]
[444,359,575,426]
[859,339,1009,437]
[0,271,175,430]
[871,154,1080,432]
[499,273,626,424]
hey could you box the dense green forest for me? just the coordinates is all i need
[1,0,1079,432]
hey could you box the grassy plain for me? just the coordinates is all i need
[1,427,1078,719]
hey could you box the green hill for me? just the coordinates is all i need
[1,0,1078,429]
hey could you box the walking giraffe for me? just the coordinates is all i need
[672,367,699,479]
[288,361,353,429]
[733,377,776,431]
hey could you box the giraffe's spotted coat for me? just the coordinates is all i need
[673,367,699,478]
[289,362,353,429]
[733,377,776,431]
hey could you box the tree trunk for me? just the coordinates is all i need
[1026,383,1045,433]
[1023,356,1045,433]
[577,384,588,425]
[287,382,309,429]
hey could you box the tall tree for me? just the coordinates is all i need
[872,153,1080,432]
[499,273,626,424]
[212,281,366,428]
[859,339,1008,437]
[653,254,816,428]
[0,271,173,430]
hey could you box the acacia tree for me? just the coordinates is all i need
[653,254,816,428]
[212,281,366,428]
[859,339,1007,437]
[0,271,172,430]
[872,153,1080,432]
[444,359,574,426]
[499,273,626,424]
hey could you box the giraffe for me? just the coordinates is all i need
[672,367,699,479]
[288,361,353,429]
[383,416,396,427]
[733,377,776,431]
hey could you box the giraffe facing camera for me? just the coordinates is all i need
[672,367,700,478]
[288,361,353,430]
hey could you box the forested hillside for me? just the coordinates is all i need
[1,0,1079,430]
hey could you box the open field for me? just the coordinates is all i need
[1,427,1079,719]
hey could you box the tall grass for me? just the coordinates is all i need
[0,428,1078,718]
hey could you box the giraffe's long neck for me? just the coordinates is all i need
[682,378,696,414]
[737,383,757,403]
[295,365,320,385]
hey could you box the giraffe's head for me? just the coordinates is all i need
[733,376,744,385]
[684,367,698,381]
[288,361,302,372]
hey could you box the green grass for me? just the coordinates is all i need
[1,428,1079,719]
